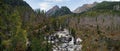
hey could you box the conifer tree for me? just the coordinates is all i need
[9,10,27,51]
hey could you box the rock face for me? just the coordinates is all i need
[46,6,72,17]
[46,5,60,16]
[45,29,82,51]
[73,2,97,13]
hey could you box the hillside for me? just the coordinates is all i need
[0,0,51,51]
[46,6,72,17]
[46,5,60,16]
[73,2,97,13]
[92,1,120,10]
[80,1,120,16]
[56,1,120,51]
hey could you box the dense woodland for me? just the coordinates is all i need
[0,0,120,51]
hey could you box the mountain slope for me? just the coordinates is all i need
[0,0,52,51]
[56,1,120,51]
[0,0,37,51]
[46,6,72,17]
[73,2,97,13]
[0,0,36,25]
[46,5,60,16]
[92,1,120,10]
[78,1,120,17]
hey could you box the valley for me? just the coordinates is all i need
[0,0,120,51]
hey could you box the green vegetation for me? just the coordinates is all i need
[54,1,120,51]
[93,1,120,10]
[0,0,52,51]
[0,0,120,51]
[79,1,120,17]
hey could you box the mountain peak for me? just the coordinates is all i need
[53,5,59,8]
[46,6,71,17]
[46,5,60,16]
[93,2,98,4]
[53,5,59,9]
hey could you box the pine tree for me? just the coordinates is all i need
[0,34,2,51]
[9,10,27,51]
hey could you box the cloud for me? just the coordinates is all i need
[39,2,52,10]
[45,0,62,2]
[44,0,70,2]
[38,0,71,10]
[104,0,120,1]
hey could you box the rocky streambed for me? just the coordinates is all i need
[45,29,82,51]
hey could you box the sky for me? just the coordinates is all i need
[23,0,120,11]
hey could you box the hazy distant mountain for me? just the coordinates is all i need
[46,6,72,17]
[73,2,97,13]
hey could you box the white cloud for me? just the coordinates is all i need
[39,2,52,10]
[104,0,120,1]
[45,0,62,2]
[39,0,69,10]
[39,0,71,10]
[44,0,70,2]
